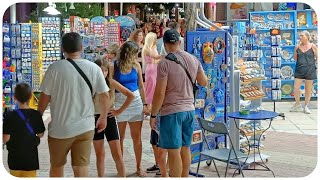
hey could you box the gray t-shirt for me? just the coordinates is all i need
[157,50,204,116]
[40,59,109,139]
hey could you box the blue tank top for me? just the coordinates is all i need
[113,61,139,92]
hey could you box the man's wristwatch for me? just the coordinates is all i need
[151,115,157,118]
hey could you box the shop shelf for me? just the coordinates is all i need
[240,78,266,85]
[297,27,318,30]
[281,62,296,65]
[281,45,296,48]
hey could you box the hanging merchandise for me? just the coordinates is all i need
[31,23,43,92]
[250,10,317,99]
[186,30,230,164]
[20,24,32,86]
[105,21,121,47]
[213,37,226,54]
[115,16,136,43]
[202,42,214,64]
[2,22,21,110]
[91,16,107,47]
[40,17,61,76]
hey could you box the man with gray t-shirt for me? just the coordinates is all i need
[150,30,207,177]
[38,32,111,177]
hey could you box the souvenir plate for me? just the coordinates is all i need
[267,13,274,20]
[284,13,290,20]
[281,66,294,79]
[281,83,293,95]
[281,49,293,61]
[204,103,216,121]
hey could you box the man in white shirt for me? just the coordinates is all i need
[160,22,184,55]
[38,32,111,177]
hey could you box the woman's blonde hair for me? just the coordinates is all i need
[118,41,139,73]
[143,32,157,50]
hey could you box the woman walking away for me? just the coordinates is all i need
[93,59,134,177]
[291,30,318,114]
[109,41,148,177]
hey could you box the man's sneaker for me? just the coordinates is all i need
[155,171,161,176]
[290,103,303,112]
[304,105,311,114]
[147,165,159,172]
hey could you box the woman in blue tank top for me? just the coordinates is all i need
[109,41,147,177]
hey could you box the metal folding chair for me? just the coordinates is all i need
[196,118,247,177]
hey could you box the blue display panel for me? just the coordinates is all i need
[186,30,230,164]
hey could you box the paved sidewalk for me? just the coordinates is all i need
[2,101,318,177]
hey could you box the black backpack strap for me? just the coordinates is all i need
[66,58,93,96]
[165,53,195,85]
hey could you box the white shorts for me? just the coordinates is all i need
[114,90,144,122]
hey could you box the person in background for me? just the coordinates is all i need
[142,32,162,175]
[3,83,45,177]
[156,28,170,55]
[93,59,134,177]
[38,32,110,177]
[128,29,145,79]
[291,30,318,114]
[150,30,207,177]
[109,41,148,177]
[104,43,119,63]
[160,22,185,55]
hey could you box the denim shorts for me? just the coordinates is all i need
[158,111,195,149]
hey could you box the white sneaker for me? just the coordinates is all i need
[290,103,303,112]
[304,106,311,114]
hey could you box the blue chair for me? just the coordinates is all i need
[196,118,247,177]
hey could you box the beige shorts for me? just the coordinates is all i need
[48,131,94,167]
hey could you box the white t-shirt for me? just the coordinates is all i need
[40,59,109,139]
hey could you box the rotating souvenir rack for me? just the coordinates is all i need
[250,10,318,99]
[2,22,20,110]
[234,32,268,156]
[39,17,61,76]
[186,30,231,164]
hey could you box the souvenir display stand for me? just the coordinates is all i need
[90,16,107,48]
[115,16,136,43]
[186,30,231,165]
[63,16,90,35]
[39,17,61,76]
[2,22,19,110]
[231,21,270,158]
[105,21,121,47]
[249,10,318,99]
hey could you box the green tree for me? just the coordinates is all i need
[28,3,105,22]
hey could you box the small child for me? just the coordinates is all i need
[3,83,45,177]
[104,43,119,62]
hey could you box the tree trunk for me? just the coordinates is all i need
[184,3,196,32]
